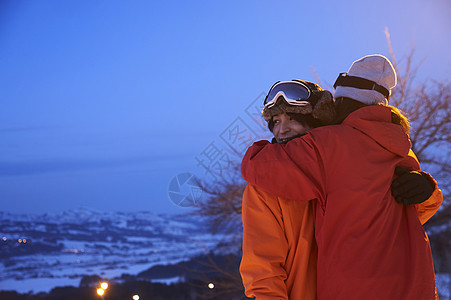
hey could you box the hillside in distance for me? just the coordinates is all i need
[0,208,233,294]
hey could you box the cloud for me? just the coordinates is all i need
[0,153,193,177]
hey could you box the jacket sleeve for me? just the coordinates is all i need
[241,136,325,204]
[403,149,443,224]
[414,171,443,225]
[240,184,289,300]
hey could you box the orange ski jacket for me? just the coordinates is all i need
[240,184,317,299]
[241,105,442,299]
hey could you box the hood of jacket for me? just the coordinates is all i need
[341,105,411,157]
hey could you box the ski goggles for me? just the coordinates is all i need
[263,81,311,109]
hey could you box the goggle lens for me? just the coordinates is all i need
[264,81,311,108]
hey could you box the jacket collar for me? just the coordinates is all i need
[342,105,411,157]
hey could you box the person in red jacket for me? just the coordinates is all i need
[241,55,442,299]
[240,79,441,299]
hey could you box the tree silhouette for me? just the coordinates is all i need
[385,28,450,210]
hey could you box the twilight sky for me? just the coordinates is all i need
[1,0,450,215]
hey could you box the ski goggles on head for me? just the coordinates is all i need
[263,81,312,109]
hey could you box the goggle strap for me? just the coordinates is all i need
[333,72,389,99]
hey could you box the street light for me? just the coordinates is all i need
[96,281,108,299]
[132,295,140,300]
[96,288,105,296]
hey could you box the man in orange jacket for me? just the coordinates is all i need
[240,55,442,299]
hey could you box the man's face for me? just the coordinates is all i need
[272,113,311,144]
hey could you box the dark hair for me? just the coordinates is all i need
[267,112,324,132]
[387,105,410,134]
[333,97,367,124]
[334,97,410,134]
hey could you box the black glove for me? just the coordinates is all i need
[391,166,435,205]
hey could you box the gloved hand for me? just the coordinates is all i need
[391,166,435,205]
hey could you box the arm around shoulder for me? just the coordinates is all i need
[241,137,324,202]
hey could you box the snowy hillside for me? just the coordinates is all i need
[0,207,449,299]
[0,208,231,294]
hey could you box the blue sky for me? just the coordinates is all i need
[1,0,450,215]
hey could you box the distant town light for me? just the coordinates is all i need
[208,282,215,289]
[100,282,108,290]
[2,237,6,241]
[18,239,22,243]
[96,288,104,296]
[132,295,140,300]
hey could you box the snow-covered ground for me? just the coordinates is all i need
[0,208,232,294]
[0,277,81,294]
[0,208,449,298]
[436,273,451,300]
